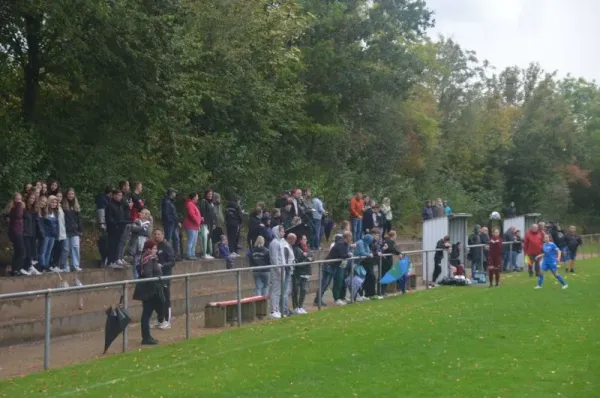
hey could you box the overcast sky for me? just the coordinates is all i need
[425,0,599,82]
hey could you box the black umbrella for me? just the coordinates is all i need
[103,296,131,354]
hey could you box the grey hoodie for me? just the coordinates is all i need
[269,225,285,266]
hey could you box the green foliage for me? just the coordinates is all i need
[1,0,600,230]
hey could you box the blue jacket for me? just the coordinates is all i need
[42,215,59,238]
[354,234,374,257]
[161,195,178,225]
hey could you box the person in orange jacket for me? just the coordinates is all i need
[349,192,364,242]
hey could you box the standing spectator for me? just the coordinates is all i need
[444,200,453,216]
[117,180,133,265]
[183,192,202,260]
[106,190,127,268]
[131,209,154,277]
[291,189,306,218]
[506,202,517,218]
[129,182,145,221]
[380,198,393,237]
[524,224,544,277]
[380,230,400,296]
[211,193,225,256]
[269,225,285,319]
[61,188,83,272]
[52,191,67,270]
[479,227,490,271]
[311,194,326,250]
[161,188,180,257]
[23,192,41,275]
[564,226,582,273]
[39,196,60,272]
[362,200,376,235]
[422,200,433,221]
[432,235,450,286]
[502,226,516,272]
[225,194,243,256]
[218,235,234,269]
[292,234,312,314]
[488,229,503,287]
[96,187,112,266]
[282,200,294,229]
[247,206,263,248]
[153,229,175,329]
[281,233,297,316]
[249,236,271,296]
[199,190,216,259]
[433,198,444,218]
[353,233,375,297]
[132,240,163,345]
[48,179,60,196]
[275,191,289,210]
[349,192,364,242]
[271,208,282,228]
[467,225,482,275]
[4,193,27,275]
[513,230,523,271]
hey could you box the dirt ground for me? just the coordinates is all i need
[0,287,422,380]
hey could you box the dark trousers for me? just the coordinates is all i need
[314,265,334,304]
[226,223,240,254]
[9,231,26,272]
[52,239,63,267]
[292,275,308,309]
[141,296,163,340]
[363,263,376,297]
[164,223,180,256]
[107,226,123,264]
[98,233,108,266]
[157,284,171,323]
[24,236,37,268]
[382,220,392,237]
[432,262,442,283]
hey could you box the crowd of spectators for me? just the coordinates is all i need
[421,198,453,221]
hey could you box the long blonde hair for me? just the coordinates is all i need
[62,188,81,212]
[45,195,59,217]
[254,236,265,248]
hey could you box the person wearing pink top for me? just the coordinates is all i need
[183,192,202,260]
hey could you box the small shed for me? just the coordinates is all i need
[503,213,541,266]
[422,213,472,283]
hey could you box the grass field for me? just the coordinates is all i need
[1,261,599,398]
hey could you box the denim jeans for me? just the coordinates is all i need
[502,251,510,271]
[186,228,198,258]
[351,217,363,242]
[511,251,519,270]
[61,235,81,270]
[312,218,322,249]
[253,271,270,296]
[314,264,334,304]
[39,237,56,269]
[164,223,180,255]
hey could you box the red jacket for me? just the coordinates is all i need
[524,231,543,256]
[349,197,364,218]
[488,237,503,266]
[182,199,202,230]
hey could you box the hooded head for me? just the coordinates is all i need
[271,225,284,240]
[362,234,374,246]
[473,224,480,235]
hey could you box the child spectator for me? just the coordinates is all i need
[218,235,234,269]
[249,236,271,296]
[39,195,60,272]
[62,188,83,272]
[23,192,41,275]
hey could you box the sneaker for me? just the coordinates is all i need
[298,308,307,314]
[334,299,347,306]
[562,284,569,290]
[62,268,71,273]
[376,295,384,300]
[157,321,171,330]
[355,296,367,302]
[141,338,159,345]
[344,298,352,303]
[31,260,38,266]
[203,254,215,260]
[270,311,282,319]
[28,266,41,276]
[73,266,82,272]
[49,267,62,273]
[108,263,124,269]
[185,256,198,261]
[117,259,130,266]
[534,286,542,289]
[19,269,31,276]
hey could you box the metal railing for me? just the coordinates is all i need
[0,248,444,371]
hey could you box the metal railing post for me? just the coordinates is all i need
[350,260,355,302]
[44,291,51,370]
[377,256,382,297]
[236,270,242,327]
[185,276,190,339]
[122,283,128,353]
[424,252,429,289]
[317,263,322,311]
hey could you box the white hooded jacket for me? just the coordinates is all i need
[268,225,285,267]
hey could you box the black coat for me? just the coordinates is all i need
[23,208,38,237]
[249,246,270,270]
[133,257,163,302]
[199,198,216,229]
[106,199,126,230]
[161,195,178,225]
[362,208,374,233]
[157,241,176,279]
[64,208,83,237]
[293,246,312,277]
[225,200,243,225]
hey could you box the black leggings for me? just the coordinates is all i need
[226,224,240,254]
[157,285,171,323]
[363,263,377,297]
[9,231,26,272]
[24,236,36,268]
[432,263,442,283]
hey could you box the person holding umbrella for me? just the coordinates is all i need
[133,240,164,345]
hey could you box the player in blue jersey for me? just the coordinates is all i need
[534,234,568,290]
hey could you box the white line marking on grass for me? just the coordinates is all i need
[56,281,532,396]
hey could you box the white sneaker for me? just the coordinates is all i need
[230,253,240,258]
[356,296,367,302]
[73,266,82,272]
[50,267,62,273]
[562,284,569,290]
[204,254,215,260]
[28,266,41,275]
[117,259,130,266]
[108,263,123,269]
[157,321,171,330]
[335,299,347,306]
[62,268,71,273]
[376,296,384,300]
[31,260,38,266]
[19,269,31,276]
[294,308,302,315]
[270,311,282,319]
[298,308,307,314]
[534,286,542,289]
[344,298,352,303]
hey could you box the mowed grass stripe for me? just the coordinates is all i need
[1,263,599,398]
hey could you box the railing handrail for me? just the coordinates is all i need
[0,249,440,301]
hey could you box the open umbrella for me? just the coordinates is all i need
[103,296,131,354]
[380,257,410,284]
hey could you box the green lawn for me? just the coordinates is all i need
[2,262,599,398]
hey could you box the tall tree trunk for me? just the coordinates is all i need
[23,14,41,123]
